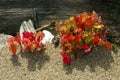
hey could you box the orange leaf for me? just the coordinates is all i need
[9,43,18,55]
[31,43,37,52]
[14,34,21,43]
[7,37,14,44]
[98,40,105,46]
[40,43,46,50]
[105,41,112,50]
[84,18,96,26]
[21,38,31,51]
[37,31,45,40]
[81,12,89,23]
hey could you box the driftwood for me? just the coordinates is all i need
[32,9,56,32]
[0,0,119,46]
[36,22,56,32]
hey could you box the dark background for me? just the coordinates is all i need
[0,0,120,35]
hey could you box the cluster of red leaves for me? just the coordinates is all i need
[56,11,112,65]
[7,31,45,55]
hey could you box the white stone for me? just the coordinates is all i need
[0,34,12,50]
[41,30,54,44]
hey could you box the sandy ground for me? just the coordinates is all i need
[0,34,120,80]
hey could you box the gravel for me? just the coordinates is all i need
[0,34,120,80]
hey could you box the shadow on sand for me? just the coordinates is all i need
[63,47,115,74]
[11,51,50,71]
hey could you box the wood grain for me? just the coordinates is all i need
[0,0,120,35]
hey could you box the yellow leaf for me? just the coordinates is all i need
[81,12,90,23]
[31,43,37,52]
[69,16,74,22]
[93,24,104,29]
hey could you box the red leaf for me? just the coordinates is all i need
[61,35,69,43]
[67,33,74,42]
[7,36,19,55]
[84,11,98,26]
[35,40,40,47]
[105,41,112,50]
[93,36,99,45]
[82,44,89,50]
[74,35,82,43]
[74,15,82,25]
[82,45,92,54]
[21,38,31,51]
[7,37,14,44]
[84,18,96,26]
[37,31,45,41]
[14,34,21,44]
[84,46,92,54]
[22,31,35,42]
[9,43,18,55]
[78,24,85,30]
[61,33,74,43]
[63,56,71,65]
[40,43,46,50]
[60,51,68,57]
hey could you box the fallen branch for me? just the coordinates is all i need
[36,22,56,32]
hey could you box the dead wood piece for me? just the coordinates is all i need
[36,22,56,32]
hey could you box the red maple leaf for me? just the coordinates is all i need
[82,44,92,54]
[7,37,14,44]
[22,31,35,42]
[93,36,99,45]
[37,31,45,41]
[61,33,74,43]
[74,15,82,25]
[105,41,112,50]
[82,44,89,50]
[67,33,74,42]
[40,43,46,50]
[74,35,82,43]
[14,34,21,44]
[84,18,97,26]
[21,38,31,51]
[7,36,19,55]
[35,40,40,47]
[60,51,67,57]
[9,43,18,55]
[63,56,71,65]
[61,35,69,43]
[78,24,85,30]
